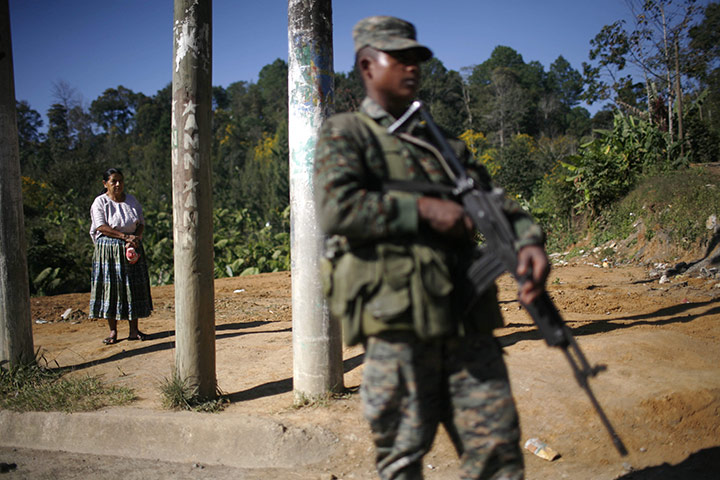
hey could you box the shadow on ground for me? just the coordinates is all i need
[225,353,365,403]
[617,446,720,479]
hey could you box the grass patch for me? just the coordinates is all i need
[292,387,356,409]
[544,225,580,254]
[158,371,226,412]
[563,245,588,259]
[293,391,333,409]
[0,357,135,412]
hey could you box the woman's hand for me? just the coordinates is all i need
[123,234,141,248]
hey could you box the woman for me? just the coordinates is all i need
[89,167,153,344]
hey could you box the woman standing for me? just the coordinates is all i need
[89,167,153,344]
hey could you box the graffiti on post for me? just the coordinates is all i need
[289,37,333,118]
[288,36,334,177]
[173,0,210,75]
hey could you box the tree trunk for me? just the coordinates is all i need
[459,69,473,129]
[0,0,34,366]
[171,0,216,399]
[644,74,653,125]
[674,38,684,156]
[288,0,343,402]
[660,4,674,144]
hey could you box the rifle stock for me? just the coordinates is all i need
[390,101,628,457]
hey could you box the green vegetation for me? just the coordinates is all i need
[595,168,720,249]
[15,2,719,294]
[158,371,227,413]
[0,358,135,412]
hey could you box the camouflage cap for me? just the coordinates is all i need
[353,16,432,61]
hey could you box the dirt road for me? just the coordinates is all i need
[3,250,720,479]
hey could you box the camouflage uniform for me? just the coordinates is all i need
[314,16,543,480]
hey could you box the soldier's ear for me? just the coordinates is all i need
[359,56,373,79]
[356,46,379,81]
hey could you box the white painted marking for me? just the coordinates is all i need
[183,152,198,169]
[183,179,199,193]
[183,100,197,116]
[184,113,197,132]
[184,131,198,150]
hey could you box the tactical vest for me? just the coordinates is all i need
[322,112,503,346]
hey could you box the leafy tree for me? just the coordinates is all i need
[90,86,144,134]
[591,108,616,131]
[469,46,527,86]
[582,20,634,104]
[459,129,499,176]
[46,103,70,153]
[565,107,593,138]
[16,101,45,175]
[688,1,720,135]
[537,92,563,137]
[418,58,467,135]
[212,60,289,219]
[468,46,547,136]
[212,85,230,110]
[16,101,43,143]
[334,69,363,113]
[255,58,288,132]
[50,80,93,142]
[494,134,541,199]
[583,1,704,139]
[133,84,171,145]
[548,56,584,108]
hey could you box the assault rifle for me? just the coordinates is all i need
[388,101,628,457]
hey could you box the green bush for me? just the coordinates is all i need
[494,134,542,199]
[212,206,290,280]
[530,162,580,252]
[23,181,94,295]
[561,111,683,218]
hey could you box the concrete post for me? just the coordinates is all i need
[171,0,216,399]
[288,0,343,401]
[0,0,34,366]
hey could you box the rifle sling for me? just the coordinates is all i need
[382,179,456,197]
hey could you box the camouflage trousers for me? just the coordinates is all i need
[361,332,524,480]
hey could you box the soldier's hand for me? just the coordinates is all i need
[417,197,473,238]
[516,245,550,305]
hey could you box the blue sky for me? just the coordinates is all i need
[9,0,656,122]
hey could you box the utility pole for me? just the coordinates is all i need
[288,0,343,401]
[171,0,215,399]
[0,0,34,366]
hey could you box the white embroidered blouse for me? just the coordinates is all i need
[89,193,145,243]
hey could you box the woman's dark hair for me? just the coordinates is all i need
[101,167,123,194]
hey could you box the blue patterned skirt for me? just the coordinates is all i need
[89,236,153,320]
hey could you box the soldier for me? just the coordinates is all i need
[314,15,550,480]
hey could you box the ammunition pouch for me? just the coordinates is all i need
[321,241,457,346]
